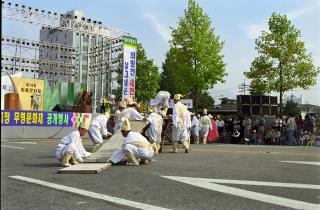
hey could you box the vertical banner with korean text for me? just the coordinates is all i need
[122,36,137,103]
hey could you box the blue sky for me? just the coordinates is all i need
[2,0,320,105]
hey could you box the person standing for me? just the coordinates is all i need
[286,113,298,145]
[191,112,200,144]
[258,115,266,135]
[30,95,34,110]
[304,115,314,134]
[200,109,212,144]
[100,96,108,114]
[216,116,225,142]
[113,102,126,133]
[108,119,155,166]
[207,115,219,144]
[171,94,190,153]
[243,115,252,140]
[145,106,163,153]
[33,92,41,111]
[88,112,112,153]
[55,118,92,167]
[295,114,304,145]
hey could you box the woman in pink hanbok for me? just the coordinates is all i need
[207,115,219,143]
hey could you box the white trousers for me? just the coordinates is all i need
[172,122,187,142]
[146,124,162,143]
[108,144,155,164]
[55,143,81,162]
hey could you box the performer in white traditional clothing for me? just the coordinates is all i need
[171,94,190,153]
[114,99,145,134]
[150,91,171,116]
[88,112,112,153]
[108,119,155,166]
[145,106,163,153]
[113,102,126,133]
[200,109,212,144]
[191,112,201,144]
[55,118,92,167]
[186,110,192,145]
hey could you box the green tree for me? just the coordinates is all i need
[115,43,160,102]
[219,97,236,105]
[249,81,267,95]
[162,0,226,113]
[197,91,215,110]
[283,100,301,117]
[244,12,320,116]
[160,58,178,94]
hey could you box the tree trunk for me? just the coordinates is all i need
[194,86,198,114]
[279,62,283,117]
[279,91,283,117]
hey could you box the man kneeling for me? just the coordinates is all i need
[108,118,155,166]
[55,118,92,167]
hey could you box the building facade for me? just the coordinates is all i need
[39,10,128,111]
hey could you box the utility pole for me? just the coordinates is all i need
[238,79,250,95]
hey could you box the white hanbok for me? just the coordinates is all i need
[150,91,170,114]
[108,131,155,164]
[114,107,145,133]
[113,110,122,133]
[191,115,200,137]
[171,101,188,142]
[200,115,212,137]
[55,130,91,162]
[88,114,110,144]
[146,112,163,143]
[121,107,144,121]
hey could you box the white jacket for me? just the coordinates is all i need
[109,131,155,164]
[55,130,91,162]
[121,107,144,121]
[90,114,109,135]
[172,101,188,128]
[150,91,170,110]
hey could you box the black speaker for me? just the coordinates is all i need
[52,104,73,112]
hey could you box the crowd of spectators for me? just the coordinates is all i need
[190,113,319,146]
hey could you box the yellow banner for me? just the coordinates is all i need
[11,77,45,111]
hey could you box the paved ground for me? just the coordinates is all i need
[1,138,320,210]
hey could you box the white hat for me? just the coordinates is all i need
[203,109,207,115]
[79,118,90,130]
[174,94,182,100]
[151,107,158,113]
[121,118,131,131]
[119,102,126,108]
[128,97,137,105]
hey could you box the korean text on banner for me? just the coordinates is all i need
[122,36,137,103]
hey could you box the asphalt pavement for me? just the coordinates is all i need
[1,138,320,210]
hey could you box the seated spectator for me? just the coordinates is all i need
[275,130,281,145]
[231,128,240,144]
